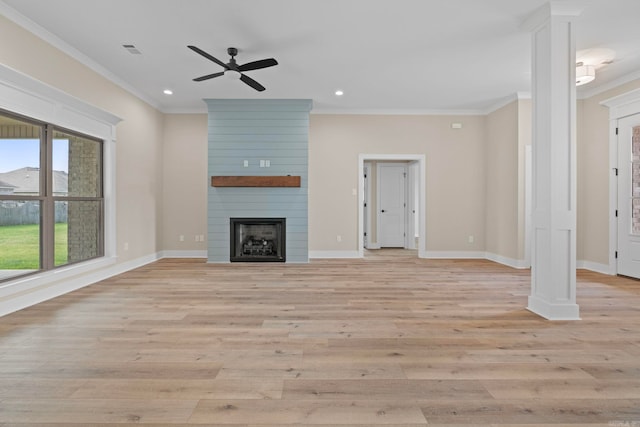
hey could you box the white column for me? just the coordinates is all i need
[524,2,581,320]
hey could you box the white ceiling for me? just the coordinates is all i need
[2,0,640,114]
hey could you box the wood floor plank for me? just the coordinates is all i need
[71,378,283,400]
[0,378,87,398]
[482,378,640,399]
[419,398,640,424]
[0,361,222,380]
[189,399,428,424]
[401,362,595,380]
[1,251,640,425]
[0,399,198,424]
[281,379,492,401]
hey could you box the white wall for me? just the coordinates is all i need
[308,114,486,255]
[161,113,208,255]
[0,14,165,315]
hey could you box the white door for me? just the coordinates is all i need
[378,163,406,247]
[617,113,640,278]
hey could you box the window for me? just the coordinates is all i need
[0,110,104,281]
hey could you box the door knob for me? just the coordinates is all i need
[381,210,386,213]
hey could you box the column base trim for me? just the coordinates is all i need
[527,295,580,320]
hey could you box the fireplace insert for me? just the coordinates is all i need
[230,218,285,262]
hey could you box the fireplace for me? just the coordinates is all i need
[230,218,286,262]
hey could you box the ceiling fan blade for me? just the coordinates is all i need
[193,71,225,82]
[187,45,229,70]
[240,74,266,92]
[237,58,278,72]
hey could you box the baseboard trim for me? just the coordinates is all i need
[0,253,161,317]
[527,294,581,320]
[425,251,487,259]
[577,260,614,275]
[309,250,360,259]
[160,250,207,258]
[485,252,530,269]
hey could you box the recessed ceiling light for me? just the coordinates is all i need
[335,90,344,96]
[163,89,173,95]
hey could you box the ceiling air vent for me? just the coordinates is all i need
[122,44,142,55]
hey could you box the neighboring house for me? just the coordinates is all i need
[0,179,16,195]
[0,167,68,196]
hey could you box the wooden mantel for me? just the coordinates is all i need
[211,175,301,188]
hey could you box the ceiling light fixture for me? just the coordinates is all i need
[335,90,344,96]
[163,89,173,95]
[225,70,242,80]
[576,64,595,86]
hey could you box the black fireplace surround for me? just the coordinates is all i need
[230,218,286,262]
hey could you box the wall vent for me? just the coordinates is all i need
[122,44,142,55]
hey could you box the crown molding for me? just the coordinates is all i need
[481,92,532,115]
[310,108,486,116]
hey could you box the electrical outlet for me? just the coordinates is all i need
[337,235,342,242]
[468,235,474,243]
[179,235,184,242]
[123,242,129,251]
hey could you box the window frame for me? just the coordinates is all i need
[0,110,106,280]
[0,63,120,308]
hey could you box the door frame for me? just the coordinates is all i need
[407,161,419,250]
[363,162,373,249]
[602,88,640,275]
[358,154,426,258]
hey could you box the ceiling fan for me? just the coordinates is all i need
[188,45,278,92]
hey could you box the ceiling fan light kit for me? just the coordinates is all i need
[225,70,242,80]
[188,45,278,91]
[576,64,596,86]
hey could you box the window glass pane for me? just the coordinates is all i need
[633,198,640,235]
[54,200,101,266]
[0,116,42,195]
[633,126,640,162]
[633,127,640,235]
[53,130,101,197]
[0,200,41,279]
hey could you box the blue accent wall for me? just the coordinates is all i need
[206,99,312,263]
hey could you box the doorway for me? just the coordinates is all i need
[616,113,640,278]
[358,154,426,258]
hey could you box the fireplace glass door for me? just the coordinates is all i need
[230,218,285,262]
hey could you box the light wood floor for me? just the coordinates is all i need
[1,249,640,426]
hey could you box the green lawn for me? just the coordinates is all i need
[0,223,68,269]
